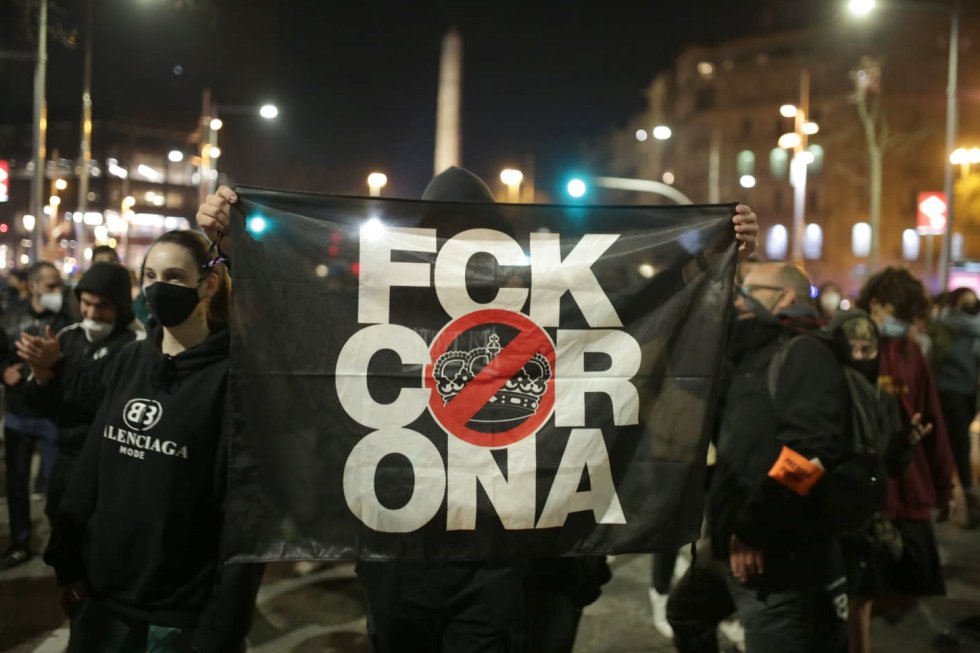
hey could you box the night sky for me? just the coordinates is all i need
[2,0,832,201]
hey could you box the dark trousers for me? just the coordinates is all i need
[651,549,679,594]
[356,560,525,653]
[940,391,976,490]
[668,558,735,653]
[69,599,196,653]
[523,589,581,653]
[726,575,848,653]
[4,417,58,548]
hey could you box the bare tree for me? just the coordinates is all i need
[850,56,926,270]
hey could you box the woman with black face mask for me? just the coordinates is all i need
[931,287,980,528]
[45,230,263,653]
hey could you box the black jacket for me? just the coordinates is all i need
[24,323,139,453]
[2,302,73,417]
[45,326,261,644]
[708,317,846,589]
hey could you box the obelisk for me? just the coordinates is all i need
[434,28,462,176]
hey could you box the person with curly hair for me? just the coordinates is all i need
[855,268,954,624]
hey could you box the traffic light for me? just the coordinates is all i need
[566,177,587,199]
[0,160,9,203]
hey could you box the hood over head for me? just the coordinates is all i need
[75,262,134,326]
[422,166,496,202]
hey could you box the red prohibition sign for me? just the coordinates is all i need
[425,309,556,448]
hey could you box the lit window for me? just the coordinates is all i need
[803,223,823,260]
[807,144,824,174]
[769,148,789,179]
[736,150,755,177]
[852,222,871,258]
[766,225,788,260]
[902,229,920,261]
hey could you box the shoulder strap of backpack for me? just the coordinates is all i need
[767,334,802,400]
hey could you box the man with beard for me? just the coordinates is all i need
[0,262,73,570]
[16,263,142,522]
[707,262,849,650]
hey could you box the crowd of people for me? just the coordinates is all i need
[0,168,976,653]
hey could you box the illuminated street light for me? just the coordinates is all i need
[848,0,960,288]
[367,172,388,197]
[49,195,61,206]
[739,175,756,188]
[168,150,184,163]
[848,0,876,16]
[778,132,802,149]
[652,125,672,140]
[199,92,280,200]
[500,168,524,202]
[635,129,648,142]
[23,214,36,231]
[777,69,817,265]
[55,178,67,190]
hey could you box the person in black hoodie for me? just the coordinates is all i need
[1,261,73,570]
[16,262,142,522]
[44,230,263,653]
[707,261,849,650]
[197,170,759,652]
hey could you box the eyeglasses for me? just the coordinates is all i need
[737,283,785,297]
[202,233,230,273]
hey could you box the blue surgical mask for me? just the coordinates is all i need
[880,315,908,339]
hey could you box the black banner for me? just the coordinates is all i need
[224,188,737,561]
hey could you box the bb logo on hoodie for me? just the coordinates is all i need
[123,399,163,431]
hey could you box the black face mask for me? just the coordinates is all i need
[962,303,980,316]
[144,281,202,327]
[849,357,880,384]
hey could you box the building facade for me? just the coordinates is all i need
[593,14,980,295]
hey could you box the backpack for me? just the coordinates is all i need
[767,334,896,534]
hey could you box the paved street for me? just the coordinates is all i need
[3,482,980,652]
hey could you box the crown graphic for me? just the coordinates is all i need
[433,333,552,423]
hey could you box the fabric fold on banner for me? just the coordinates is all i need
[224,187,737,562]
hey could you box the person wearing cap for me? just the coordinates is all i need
[16,262,143,523]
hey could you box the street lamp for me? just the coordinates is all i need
[500,168,523,202]
[950,147,980,175]
[198,89,278,202]
[848,0,960,289]
[778,69,817,266]
[367,172,388,197]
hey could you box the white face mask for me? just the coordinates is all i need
[81,318,114,343]
[39,292,63,313]
[820,292,841,313]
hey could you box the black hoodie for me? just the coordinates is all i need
[25,263,140,453]
[45,325,239,630]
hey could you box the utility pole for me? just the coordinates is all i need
[30,0,48,262]
[937,0,960,291]
[76,0,94,257]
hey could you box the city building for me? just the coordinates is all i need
[591,13,980,295]
[0,110,201,272]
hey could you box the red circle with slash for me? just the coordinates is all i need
[425,309,556,447]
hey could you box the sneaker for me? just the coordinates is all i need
[0,546,32,571]
[649,588,673,639]
[718,618,746,652]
